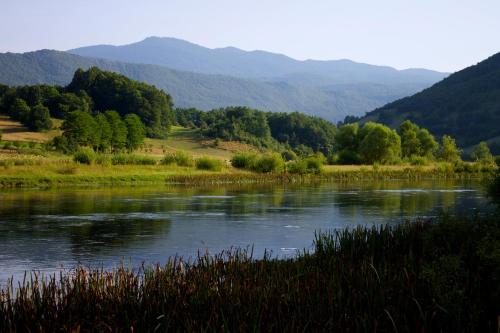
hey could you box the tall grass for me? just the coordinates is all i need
[162,150,195,167]
[110,153,157,165]
[0,216,499,332]
[195,156,224,171]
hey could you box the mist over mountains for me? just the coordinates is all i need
[0,37,448,122]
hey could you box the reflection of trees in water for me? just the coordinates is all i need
[66,218,171,255]
[0,180,484,253]
[331,180,465,218]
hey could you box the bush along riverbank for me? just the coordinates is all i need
[0,156,496,188]
[1,215,500,332]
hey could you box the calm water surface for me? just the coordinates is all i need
[0,180,490,286]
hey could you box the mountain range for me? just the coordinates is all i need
[0,37,448,122]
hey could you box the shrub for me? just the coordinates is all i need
[287,159,307,174]
[281,150,297,161]
[252,153,285,173]
[195,156,223,171]
[163,151,194,167]
[95,154,112,166]
[231,152,258,169]
[73,148,96,165]
[111,154,157,165]
[409,156,430,166]
[495,155,500,167]
[303,156,323,174]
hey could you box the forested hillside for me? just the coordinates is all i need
[0,67,174,138]
[0,49,441,122]
[363,52,500,153]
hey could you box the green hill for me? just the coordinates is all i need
[0,50,440,122]
[363,52,500,153]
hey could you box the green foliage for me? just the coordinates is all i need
[366,52,500,154]
[408,155,430,166]
[281,150,297,161]
[68,67,174,138]
[231,152,258,169]
[439,135,462,163]
[29,104,53,131]
[62,110,97,150]
[399,120,438,158]
[335,123,360,163]
[202,107,274,148]
[195,156,224,171]
[8,98,31,124]
[175,107,337,154]
[73,147,96,165]
[267,112,337,156]
[162,151,195,167]
[287,156,323,174]
[358,122,401,164]
[94,113,112,152]
[110,154,157,165]
[124,114,146,151]
[105,110,127,151]
[51,91,92,118]
[470,141,494,164]
[252,153,285,173]
[0,67,173,137]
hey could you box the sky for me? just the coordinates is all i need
[1,0,499,72]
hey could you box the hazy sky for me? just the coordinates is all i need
[1,0,499,72]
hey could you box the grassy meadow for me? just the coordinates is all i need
[0,117,496,188]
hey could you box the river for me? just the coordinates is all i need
[0,179,490,286]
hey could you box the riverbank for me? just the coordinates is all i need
[0,160,495,188]
[1,215,498,332]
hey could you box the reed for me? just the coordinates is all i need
[0,215,499,332]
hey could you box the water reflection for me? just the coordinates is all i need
[0,180,489,286]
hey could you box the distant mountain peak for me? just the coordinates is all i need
[68,36,447,84]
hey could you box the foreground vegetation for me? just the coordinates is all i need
[1,215,499,331]
[0,149,495,188]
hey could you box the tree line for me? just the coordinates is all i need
[0,68,175,137]
[176,107,494,165]
[175,107,337,157]
[53,110,145,153]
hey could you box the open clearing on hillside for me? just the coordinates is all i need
[0,115,62,142]
[0,116,253,160]
[141,126,254,160]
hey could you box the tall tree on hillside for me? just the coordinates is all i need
[471,141,494,164]
[124,114,146,151]
[398,120,438,158]
[417,128,438,157]
[95,113,112,152]
[62,110,97,149]
[29,104,53,131]
[439,135,462,163]
[8,98,31,123]
[335,123,361,164]
[359,122,401,164]
[105,110,127,151]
